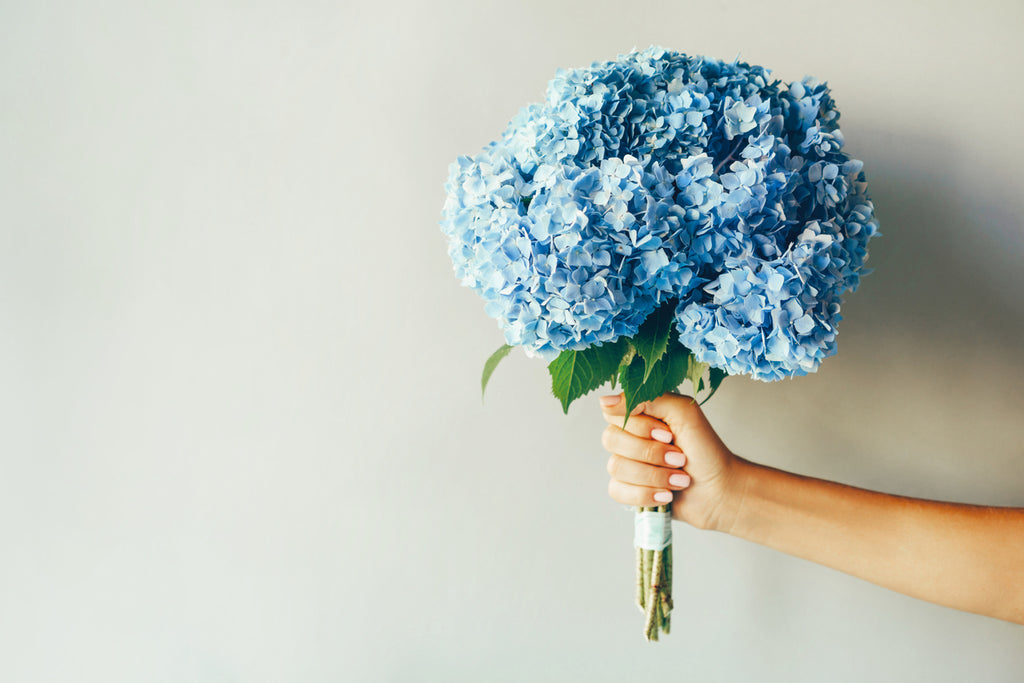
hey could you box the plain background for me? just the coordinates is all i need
[2,1,1023,681]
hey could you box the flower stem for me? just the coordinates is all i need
[714,136,746,175]
[635,545,645,612]
[644,545,662,641]
[640,550,647,603]
[660,537,673,633]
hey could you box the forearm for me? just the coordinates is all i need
[721,459,1024,624]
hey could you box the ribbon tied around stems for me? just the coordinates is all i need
[634,509,672,551]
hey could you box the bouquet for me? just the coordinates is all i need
[439,46,879,641]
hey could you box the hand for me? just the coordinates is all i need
[599,392,745,532]
[602,392,1024,624]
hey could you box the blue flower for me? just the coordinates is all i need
[441,47,879,378]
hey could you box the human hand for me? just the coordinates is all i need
[599,392,745,532]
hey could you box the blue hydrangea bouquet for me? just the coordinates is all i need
[439,46,879,641]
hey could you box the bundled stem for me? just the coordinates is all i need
[635,504,673,641]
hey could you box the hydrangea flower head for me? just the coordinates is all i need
[441,47,879,378]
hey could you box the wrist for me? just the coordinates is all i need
[708,455,758,535]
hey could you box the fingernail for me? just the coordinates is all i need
[599,395,620,407]
[651,428,673,443]
[669,473,691,488]
[664,451,686,468]
[653,491,673,503]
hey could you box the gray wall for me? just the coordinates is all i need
[2,1,1022,681]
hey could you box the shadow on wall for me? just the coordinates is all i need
[725,125,1024,507]
[852,124,1024,349]
[725,128,1024,630]
[845,126,1023,493]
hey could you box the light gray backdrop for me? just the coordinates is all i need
[1,1,1022,681]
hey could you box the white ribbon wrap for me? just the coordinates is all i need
[633,510,672,550]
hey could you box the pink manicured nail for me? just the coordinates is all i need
[669,473,691,488]
[653,491,673,503]
[664,451,686,468]
[651,428,673,443]
[599,395,620,407]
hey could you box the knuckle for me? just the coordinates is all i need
[644,440,663,464]
[635,462,659,487]
[675,393,701,415]
[606,455,618,476]
[663,391,690,409]
[600,425,615,451]
[649,467,668,488]
[629,415,653,435]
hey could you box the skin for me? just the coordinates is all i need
[599,391,1024,625]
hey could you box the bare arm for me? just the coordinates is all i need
[598,392,1024,624]
[724,459,1024,623]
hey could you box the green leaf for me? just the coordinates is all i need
[699,367,728,406]
[632,300,676,384]
[686,355,709,397]
[548,339,628,414]
[481,344,514,401]
[608,343,635,392]
[619,346,689,425]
